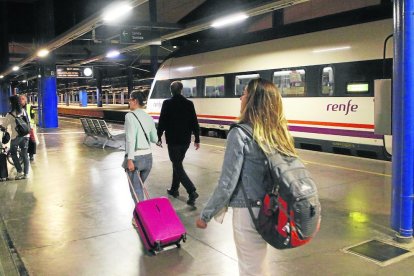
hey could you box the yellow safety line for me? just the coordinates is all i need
[303,160,391,177]
[201,143,392,178]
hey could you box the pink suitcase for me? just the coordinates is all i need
[126,171,187,253]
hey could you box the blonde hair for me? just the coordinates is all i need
[239,78,297,156]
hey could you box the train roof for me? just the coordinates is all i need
[155,19,393,81]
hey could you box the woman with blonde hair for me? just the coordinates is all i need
[196,78,297,276]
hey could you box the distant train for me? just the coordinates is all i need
[147,19,393,160]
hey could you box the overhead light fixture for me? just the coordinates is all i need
[176,66,194,72]
[22,80,27,83]
[0,75,3,79]
[312,46,351,53]
[211,13,249,28]
[37,49,50,58]
[173,46,178,49]
[83,67,93,77]
[12,66,20,71]
[102,3,133,22]
[149,40,162,46]
[38,74,42,78]
[106,50,120,58]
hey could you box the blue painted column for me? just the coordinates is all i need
[38,76,58,128]
[0,83,10,115]
[79,90,88,107]
[391,0,414,242]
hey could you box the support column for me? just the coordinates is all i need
[36,0,57,128]
[96,68,103,107]
[38,72,58,128]
[112,92,116,104]
[391,0,414,242]
[105,91,109,105]
[127,67,133,99]
[0,1,9,115]
[120,91,125,105]
[79,89,87,107]
[149,0,159,74]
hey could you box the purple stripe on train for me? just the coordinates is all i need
[288,125,383,139]
[150,115,382,139]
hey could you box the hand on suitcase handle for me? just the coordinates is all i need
[196,218,207,229]
[127,159,135,172]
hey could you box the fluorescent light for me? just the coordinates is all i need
[176,66,194,71]
[0,75,3,79]
[149,40,162,46]
[173,46,177,49]
[37,49,49,57]
[312,46,351,53]
[102,3,133,22]
[211,13,248,28]
[22,80,27,83]
[12,66,20,71]
[106,50,120,58]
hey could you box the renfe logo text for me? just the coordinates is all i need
[326,100,358,115]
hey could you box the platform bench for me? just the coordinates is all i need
[80,118,124,148]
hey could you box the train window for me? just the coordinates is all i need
[205,76,225,98]
[321,67,334,96]
[273,69,306,96]
[347,82,369,94]
[151,80,171,99]
[235,74,260,96]
[180,79,197,98]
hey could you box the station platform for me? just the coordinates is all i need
[0,117,413,276]
[57,104,129,122]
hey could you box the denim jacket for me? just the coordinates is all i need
[200,124,272,223]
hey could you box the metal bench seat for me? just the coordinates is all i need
[80,118,124,148]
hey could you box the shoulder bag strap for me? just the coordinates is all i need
[130,112,150,144]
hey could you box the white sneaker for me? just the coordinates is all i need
[15,173,25,180]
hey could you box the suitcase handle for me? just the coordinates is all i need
[125,169,150,202]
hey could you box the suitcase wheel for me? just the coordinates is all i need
[176,242,181,248]
[154,241,162,252]
[182,234,187,243]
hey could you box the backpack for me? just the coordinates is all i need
[10,112,30,137]
[232,124,321,249]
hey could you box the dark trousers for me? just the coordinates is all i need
[10,137,29,174]
[167,144,196,195]
[28,139,36,156]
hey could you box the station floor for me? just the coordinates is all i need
[0,117,413,276]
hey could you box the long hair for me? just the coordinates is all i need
[9,95,22,114]
[239,78,297,156]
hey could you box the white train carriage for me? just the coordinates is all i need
[148,19,393,160]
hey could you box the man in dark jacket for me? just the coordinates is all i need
[156,81,200,205]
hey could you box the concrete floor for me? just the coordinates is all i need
[0,117,413,275]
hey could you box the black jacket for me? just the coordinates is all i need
[157,95,200,145]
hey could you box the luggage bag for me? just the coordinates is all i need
[126,170,187,253]
[0,153,8,180]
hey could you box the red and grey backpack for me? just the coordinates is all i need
[232,124,321,249]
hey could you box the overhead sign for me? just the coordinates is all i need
[120,28,156,44]
[56,66,94,79]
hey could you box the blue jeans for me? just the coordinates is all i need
[125,154,152,203]
[10,136,29,174]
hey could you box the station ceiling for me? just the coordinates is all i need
[0,0,392,92]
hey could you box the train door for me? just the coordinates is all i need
[374,79,392,157]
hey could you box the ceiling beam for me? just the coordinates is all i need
[0,0,148,78]
[74,0,310,66]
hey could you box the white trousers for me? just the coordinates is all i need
[233,208,269,276]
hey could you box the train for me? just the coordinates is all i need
[147,19,394,160]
